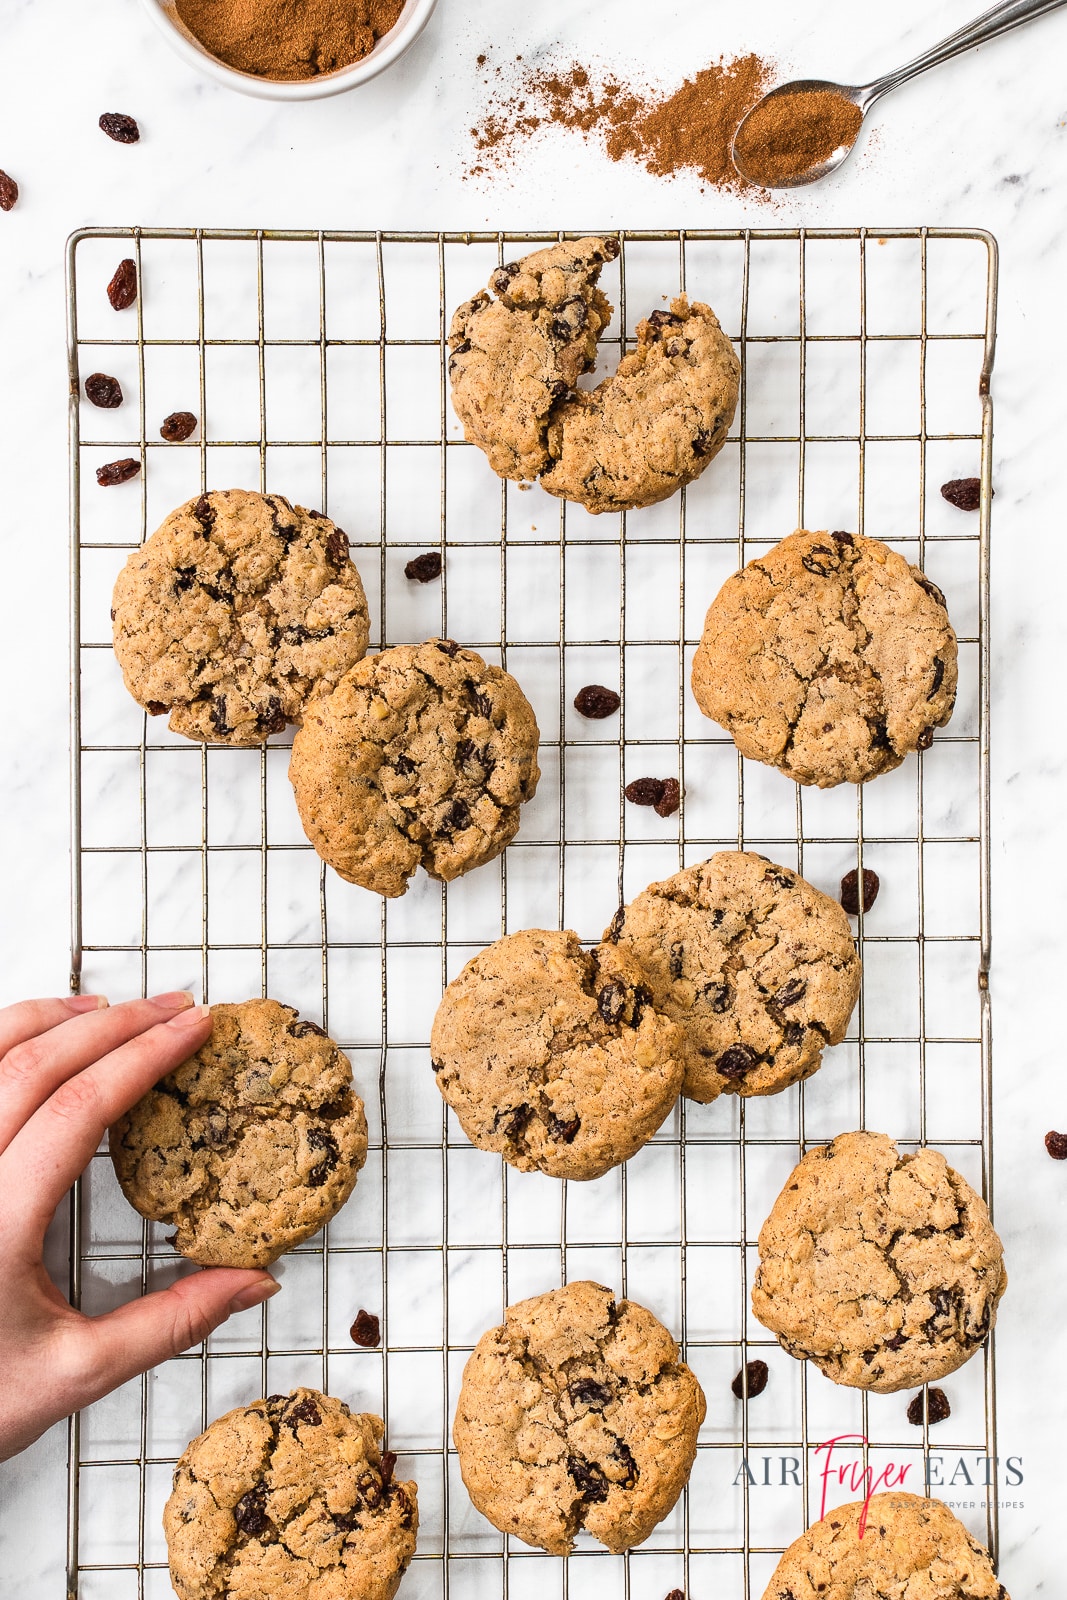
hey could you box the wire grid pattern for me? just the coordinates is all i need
[67,227,996,1600]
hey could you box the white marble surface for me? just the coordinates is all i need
[1,0,1066,1593]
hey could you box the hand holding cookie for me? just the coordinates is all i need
[0,992,279,1462]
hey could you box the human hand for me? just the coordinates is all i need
[0,992,280,1462]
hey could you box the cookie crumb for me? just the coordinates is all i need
[906,1386,951,1425]
[940,477,982,512]
[840,867,879,915]
[574,684,620,719]
[350,1309,381,1346]
[404,551,443,582]
[1045,1130,1067,1160]
[731,1358,769,1399]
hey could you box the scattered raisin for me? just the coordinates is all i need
[1045,1130,1067,1160]
[96,457,140,487]
[907,1386,951,1426]
[0,170,18,211]
[84,372,123,409]
[107,257,137,311]
[940,477,982,512]
[233,1483,269,1535]
[840,867,880,915]
[99,112,140,144]
[625,777,666,807]
[574,684,620,719]
[666,1592,686,1600]
[718,1043,759,1079]
[350,1309,381,1347]
[731,1359,769,1399]
[160,410,197,442]
[405,551,442,582]
[654,778,681,817]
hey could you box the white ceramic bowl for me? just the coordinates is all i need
[140,0,438,99]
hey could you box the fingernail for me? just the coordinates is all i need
[228,1277,281,1315]
[167,1003,212,1028]
[149,989,196,1011]
[68,994,108,1013]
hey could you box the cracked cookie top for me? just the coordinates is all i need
[430,928,684,1180]
[448,236,618,483]
[453,1281,704,1555]
[752,1131,1006,1393]
[448,241,739,515]
[288,639,540,898]
[109,1000,368,1269]
[164,1388,417,1600]
[605,851,860,1103]
[112,489,370,746]
[764,1492,1009,1600]
[691,529,958,787]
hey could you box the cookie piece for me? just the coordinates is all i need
[541,296,740,514]
[454,1281,704,1555]
[449,241,740,515]
[112,489,370,745]
[449,236,619,482]
[109,1000,368,1269]
[165,1389,417,1600]
[691,530,957,787]
[763,1492,1009,1599]
[606,851,859,1102]
[752,1131,1006,1393]
[289,639,540,898]
[431,929,683,1180]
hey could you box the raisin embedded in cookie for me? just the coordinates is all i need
[764,1492,1009,1599]
[288,638,540,898]
[112,489,370,745]
[109,1000,368,1269]
[752,1131,1006,1393]
[691,529,957,787]
[448,240,740,514]
[606,851,860,1102]
[453,1281,704,1555]
[430,928,683,1180]
[165,1389,417,1600]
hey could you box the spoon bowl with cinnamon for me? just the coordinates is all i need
[732,0,1067,188]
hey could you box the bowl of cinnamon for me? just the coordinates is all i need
[141,0,438,99]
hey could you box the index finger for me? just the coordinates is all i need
[0,996,108,1060]
[0,1005,213,1238]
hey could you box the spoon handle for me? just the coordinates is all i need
[863,0,1067,102]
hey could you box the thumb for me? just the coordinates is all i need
[68,1269,280,1405]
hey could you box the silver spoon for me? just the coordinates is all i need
[732,0,1067,188]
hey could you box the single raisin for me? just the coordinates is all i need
[96,457,140,487]
[0,170,18,211]
[692,429,713,456]
[841,867,879,915]
[286,1396,322,1428]
[802,546,836,576]
[548,1114,581,1143]
[625,777,666,807]
[289,1018,326,1038]
[233,1483,269,1535]
[490,262,520,293]
[1045,1130,1067,1160]
[665,1592,686,1600]
[940,477,982,512]
[306,1129,338,1186]
[381,1450,397,1485]
[99,112,140,144]
[832,530,855,547]
[654,778,681,817]
[928,657,945,700]
[84,372,123,409]
[597,981,627,1025]
[907,1386,951,1426]
[916,571,948,609]
[718,1043,759,1079]
[574,684,620,719]
[731,1359,769,1399]
[773,978,807,1008]
[324,528,349,565]
[569,1379,612,1407]
[160,410,197,442]
[647,308,681,330]
[405,551,442,582]
[917,726,935,752]
[193,494,216,530]
[107,257,137,311]
[566,1454,609,1504]
[601,237,621,259]
[350,1309,381,1347]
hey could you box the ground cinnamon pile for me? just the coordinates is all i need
[733,88,862,185]
[175,0,405,79]
[469,54,774,192]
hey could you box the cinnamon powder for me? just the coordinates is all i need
[733,88,862,185]
[175,0,405,80]
[469,54,774,192]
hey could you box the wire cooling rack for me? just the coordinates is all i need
[66,227,996,1600]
